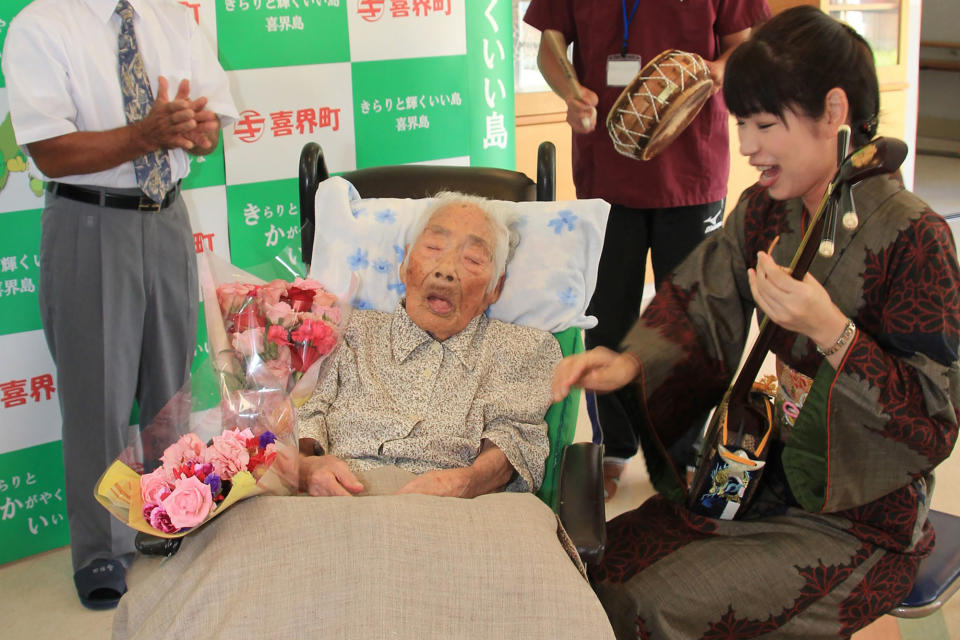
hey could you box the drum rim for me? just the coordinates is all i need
[606,49,712,161]
[641,77,714,160]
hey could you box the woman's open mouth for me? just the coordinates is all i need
[426,293,454,315]
[757,164,781,188]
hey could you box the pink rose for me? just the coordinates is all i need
[264,301,298,328]
[310,305,342,324]
[140,468,173,505]
[221,427,256,444]
[161,475,214,530]
[264,346,293,389]
[217,282,257,315]
[231,327,265,358]
[204,429,252,480]
[160,433,205,470]
[290,277,322,291]
[247,345,292,390]
[257,279,288,306]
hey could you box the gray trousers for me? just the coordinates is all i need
[39,187,198,572]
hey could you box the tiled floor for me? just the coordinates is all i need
[2,146,958,639]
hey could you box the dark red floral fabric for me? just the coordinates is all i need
[603,176,959,638]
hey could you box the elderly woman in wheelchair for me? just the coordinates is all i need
[112,184,615,640]
[297,192,559,499]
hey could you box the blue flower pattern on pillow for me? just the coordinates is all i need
[558,287,578,307]
[313,178,608,331]
[547,210,578,235]
[347,248,369,270]
[375,209,397,224]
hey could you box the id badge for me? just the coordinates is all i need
[607,54,642,87]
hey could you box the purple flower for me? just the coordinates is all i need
[259,431,277,448]
[142,503,159,520]
[204,473,222,499]
[148,506,179,534]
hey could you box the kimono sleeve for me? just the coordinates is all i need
[785,206,960,513]
[619,188,772,497]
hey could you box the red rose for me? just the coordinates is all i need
[284,286,315,312]
[230,305,265,332]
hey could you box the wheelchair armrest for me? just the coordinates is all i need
[557,441,606,566]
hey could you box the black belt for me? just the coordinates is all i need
[46,181,179,211]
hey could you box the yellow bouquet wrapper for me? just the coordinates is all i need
[94,461,264,539]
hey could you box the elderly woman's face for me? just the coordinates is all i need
[402,203,502,341]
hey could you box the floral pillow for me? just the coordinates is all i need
[308,176,609,332]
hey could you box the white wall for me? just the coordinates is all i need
[901,0,922,188]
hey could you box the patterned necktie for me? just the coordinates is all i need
[116,0,172,204]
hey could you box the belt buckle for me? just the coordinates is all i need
[138,197,161,212]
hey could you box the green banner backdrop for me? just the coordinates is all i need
[0,0,515,565]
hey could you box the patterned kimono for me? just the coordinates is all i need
[593,174,960,639]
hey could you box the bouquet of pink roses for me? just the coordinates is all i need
[136,428,278,535]
[94,386,299,538]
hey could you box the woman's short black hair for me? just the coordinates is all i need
[723,5,880,147]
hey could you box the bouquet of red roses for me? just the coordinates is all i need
[94,255,351,537]
[201,253,352,409]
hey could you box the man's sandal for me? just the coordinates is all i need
[74,558,126,610]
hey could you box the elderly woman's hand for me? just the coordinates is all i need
[396,443,514,498]
[299,454,364,497]
[748,250,850,349]
[395,468,473,498]
[551,346,641,403]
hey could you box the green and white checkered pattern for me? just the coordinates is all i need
[0,0,515,564]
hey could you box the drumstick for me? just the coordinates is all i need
[541,30,593,129]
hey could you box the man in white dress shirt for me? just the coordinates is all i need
[2,0,238,609]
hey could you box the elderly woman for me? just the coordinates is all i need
[297,191,561,497]
[111,192,613,640]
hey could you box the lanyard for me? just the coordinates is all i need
[621,0,641,56]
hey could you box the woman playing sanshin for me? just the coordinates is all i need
[553,6,960,638]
